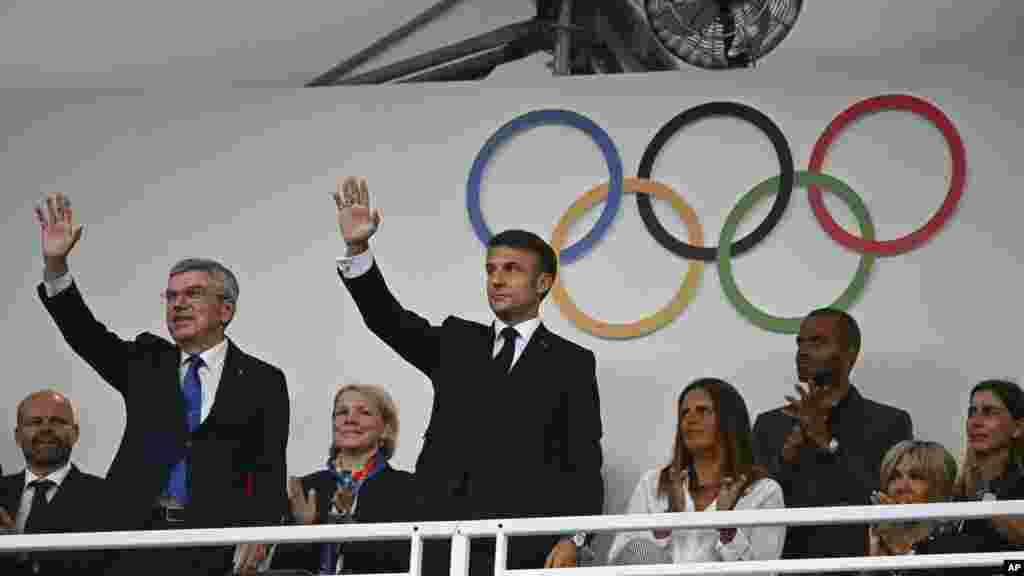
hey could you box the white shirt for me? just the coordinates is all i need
[16,462,72,533]
[44,271,227,424]
[337,250,541,372]
[607,468,786,570]
[491,316,540,370]
[181,338,227,423]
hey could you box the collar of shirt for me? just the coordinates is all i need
[23,461,72,492]
[180,337,229,372]
[829,384,862,435]
[179,338,229,423]
[492,317,541,366]
[493,317,541,348]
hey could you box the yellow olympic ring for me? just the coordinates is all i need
[550,178,704,339]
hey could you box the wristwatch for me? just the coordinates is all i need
[571,532,595,563]
[824,437,839,455]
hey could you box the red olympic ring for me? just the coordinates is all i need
[807,94,967,256]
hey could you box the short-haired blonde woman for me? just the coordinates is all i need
[273,383,418,574]
[867,440,958,557]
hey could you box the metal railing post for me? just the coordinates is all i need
[450,527,471,576]
[494,529,508,576]
[409,528,424,576]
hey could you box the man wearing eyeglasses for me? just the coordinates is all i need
[33,193,289,576]
[0,390,110,575]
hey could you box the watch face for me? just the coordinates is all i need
[572,533,587,547]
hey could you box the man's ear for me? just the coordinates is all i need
[221,301,236,327]
[69,424,80,448]
[535,272,553,295]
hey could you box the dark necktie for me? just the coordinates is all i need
[23,479,56,533]
[494,326,519,374]
[166,354,205,505]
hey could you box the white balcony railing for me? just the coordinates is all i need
[1,500,1022,575]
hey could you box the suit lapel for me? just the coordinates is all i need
[203,338,245,427]
[480,322,501,375]
[509,323,552,378]
[46,465,79,513]
[165,345,187,431]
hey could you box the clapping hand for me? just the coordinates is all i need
[235,543,268,575]
[0,507,15,532]
[332,177,381,252]
[543,539,578,569]
[868,490,919,555]
[782,383,832,450]
[333,486,355,516]
[287,477,318,525]
[717,474,749,511]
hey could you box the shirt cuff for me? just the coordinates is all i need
[336,249,374,279]
[43,270,73,298]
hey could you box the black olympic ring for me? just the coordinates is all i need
[636,101,795,262]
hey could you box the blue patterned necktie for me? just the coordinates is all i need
[165,354,204,505]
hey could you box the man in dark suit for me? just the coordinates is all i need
[33,193,289,575]
[753,308,913,561]
[331,177,604,574]
[0,390,110,575]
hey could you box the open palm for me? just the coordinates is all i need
[334,176,380,244]
[35,192,83,259]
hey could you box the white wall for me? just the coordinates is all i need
[1,57,1022,555]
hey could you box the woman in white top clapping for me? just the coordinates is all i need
[608,378,785,567]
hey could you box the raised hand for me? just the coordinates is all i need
[287,477,318,525]
[333,177,381,253]
[34,192,84,275]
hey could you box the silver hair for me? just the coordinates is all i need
[169,258,239,304]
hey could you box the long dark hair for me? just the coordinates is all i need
[656,378,767,511]
[956,379,1024,497]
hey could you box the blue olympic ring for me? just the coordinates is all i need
[466,109,624,265]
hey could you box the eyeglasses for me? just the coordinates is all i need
[19,416,75,429]
[161,286,226,305]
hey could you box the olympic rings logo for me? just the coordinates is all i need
[466,95,966,338]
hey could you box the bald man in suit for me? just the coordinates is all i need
[0,390,110,575]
